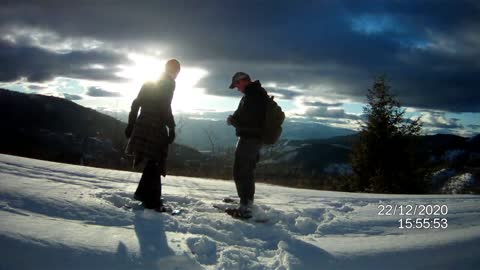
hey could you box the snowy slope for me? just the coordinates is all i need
[1,154,479,270]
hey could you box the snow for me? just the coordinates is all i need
[1,154,480,270]
[431,168,457,185]
[442,173,476,194]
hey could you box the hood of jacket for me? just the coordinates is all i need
[244,80,268,97]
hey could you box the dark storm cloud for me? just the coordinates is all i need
[1,0,479,112]
[343,1,480,33]
[0,41,128,83]
[86,87,121,97]
[63,93,82,100]
[0,40,129,83]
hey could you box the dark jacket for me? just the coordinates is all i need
[125,74,175,165]
[128,75,175,129]
[231,80,269,139]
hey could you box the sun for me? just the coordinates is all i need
[117,53,209,112]
[118,53,165,84]
[172,66,208,112]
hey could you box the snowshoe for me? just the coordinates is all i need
[225,207,252,219]
[222,197,237,204]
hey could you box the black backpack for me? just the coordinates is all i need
[262,96,285,144]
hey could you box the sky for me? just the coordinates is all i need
[1,0,479,136]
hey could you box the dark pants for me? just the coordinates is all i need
[233,137,262,206]
[135,159,162,208]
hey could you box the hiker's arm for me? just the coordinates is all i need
[229,98,245,127]
[164,80,176,130]
[165,81,176,144]
[127,85,146,126]
[231,96,260,128]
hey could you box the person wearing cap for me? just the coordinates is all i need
[125,59,180,211]
[227,72,269,218]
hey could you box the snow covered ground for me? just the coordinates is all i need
[442,173,476,194]
[1,154,479,270]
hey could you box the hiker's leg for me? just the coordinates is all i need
[134,157,152,201]
[233,139,246,203]
[151,164,162,207]
[142,160,162,208]
[233,138,262,206]
[244,142,261,204]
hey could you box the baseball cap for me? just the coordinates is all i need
[229,72,250,89]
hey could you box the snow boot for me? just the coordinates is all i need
[238,203,253,219]
[225,201,253,219]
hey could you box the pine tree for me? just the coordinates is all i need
[351,75,427,193]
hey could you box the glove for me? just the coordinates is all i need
[125,124,134,138]
[167,128,175,144]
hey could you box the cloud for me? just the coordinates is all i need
[304,106,362,120]
[303,101,344,107]
[36,88,63,98]
[0,39,129,83]
[0,1,479,112]
[27,84,47,90]
[419,111,463,129]
[63,93,82,100]
[268,87,304,100]
[296,98,363,125]
[195,67,304,100]
[86,87,121,97]
[1,25,103,53]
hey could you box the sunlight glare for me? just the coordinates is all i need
[116,53,209,112]
[172,67,208,112]
[118,53,166,84]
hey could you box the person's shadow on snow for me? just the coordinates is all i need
[278,238,336,270]
[133,211,203,270]
[133,211,174,267]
